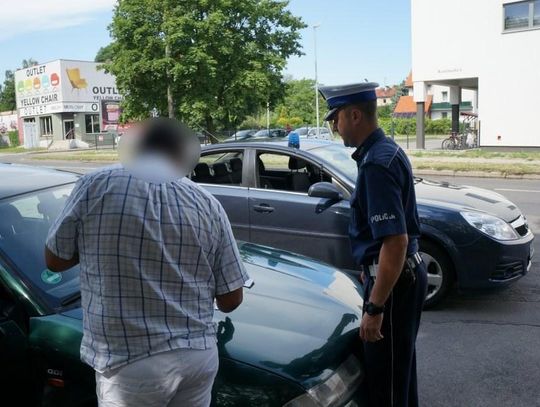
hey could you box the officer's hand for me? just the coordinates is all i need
[359,313,384,342]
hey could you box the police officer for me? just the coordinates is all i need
[319,82,428,407]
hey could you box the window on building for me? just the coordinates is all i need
[442,112,448,119]
[442,91,448,102]
[39,116,53,136]
[85,114,100,134]
[534,0,540,25]
[504,1,538,31]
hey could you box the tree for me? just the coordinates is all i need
[0,71,15,111]
[391,80,406,110]
[0,59,38,112]
[103,0,305,134]
[95,44,116,63]
[271,78,327,128]
[0,60,38,111]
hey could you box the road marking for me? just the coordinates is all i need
[495,188,540,193]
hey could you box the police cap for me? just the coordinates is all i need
[319,82,379,121]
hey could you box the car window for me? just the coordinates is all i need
[257,151,332,193]
[0,184,80,309]
[193,151,244,185]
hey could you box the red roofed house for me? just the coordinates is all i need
[375,87,397,107]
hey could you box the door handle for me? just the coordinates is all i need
[253,204,275,213]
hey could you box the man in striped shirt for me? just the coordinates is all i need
[45,118,249,407]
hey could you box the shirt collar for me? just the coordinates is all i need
[351,128,386,163]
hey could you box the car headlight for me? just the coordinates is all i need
[461,211,519,241]
[283,355,363,407]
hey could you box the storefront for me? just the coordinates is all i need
[14,59,122,148]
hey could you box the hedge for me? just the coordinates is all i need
[7,131,19,146]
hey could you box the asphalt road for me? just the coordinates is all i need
[418,175,540,407]
[1,155,538,406]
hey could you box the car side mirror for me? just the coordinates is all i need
[308,182,343,201]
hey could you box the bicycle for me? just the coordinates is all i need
[441,132,463,150]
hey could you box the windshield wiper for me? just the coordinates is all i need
[60,292,81,307]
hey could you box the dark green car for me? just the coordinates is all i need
[0,163,365,406]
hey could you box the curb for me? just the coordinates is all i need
[413,169,540,180]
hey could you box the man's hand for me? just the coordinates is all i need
[216,287,243,313]
[44,247,79,272]
[359,313,384,342]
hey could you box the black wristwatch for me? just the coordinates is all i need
[363,301,385,316]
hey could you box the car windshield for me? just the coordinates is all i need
[308,143,358,182]
[0,184,79,308]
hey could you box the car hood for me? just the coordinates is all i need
[58,242,363,387]
[416,178,521,222]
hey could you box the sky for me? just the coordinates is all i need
[0,0,411,88]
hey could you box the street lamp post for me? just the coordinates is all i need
[313,24,321,138]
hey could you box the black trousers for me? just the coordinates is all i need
[362,263,428,407]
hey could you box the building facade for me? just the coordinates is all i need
[15,60,122,148]
[412,0,540,148]
[394,72,475,120]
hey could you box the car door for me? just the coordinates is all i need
[193,149,250,241]
[248,149,355,271]
[0,263,33,401]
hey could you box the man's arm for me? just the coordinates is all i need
[368,233,408,306]
[359,234,407,343]
[45,247,79,272]
[216,287,243,313]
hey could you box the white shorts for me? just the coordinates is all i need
[95,343,219,407]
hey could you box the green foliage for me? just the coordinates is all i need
[0,59,38,112]
[103,0,306,132]
[95,45,116,63]
[271,78,325,127]
[425,118,451,135]
[377,104,393,119]
[390,79,406,109]
[7,130,19,147]
[0,70,16,111]
[379,118,452,135]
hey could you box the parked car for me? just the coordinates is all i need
[307,127,332,140]
[250,128,288,141]
[293,127,332,140]
[0,163,366,406]
[222,129,257,143]
[192,140,535,307]
[293,126,311,136]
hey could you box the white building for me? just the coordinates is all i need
[412,0,540,148]
[394,72,475,119]
[15,59,122,148]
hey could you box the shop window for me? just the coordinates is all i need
[85,114,100,134]
[39,116,53,136]
[504,1,538,31]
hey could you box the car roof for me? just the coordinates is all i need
[0,163,79,200]
[202,139,337,152]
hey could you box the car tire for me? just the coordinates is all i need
[419,240,454,308]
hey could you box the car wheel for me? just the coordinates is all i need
[419,240,454,308]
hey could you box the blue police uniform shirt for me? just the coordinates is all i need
[349,128,421,265]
